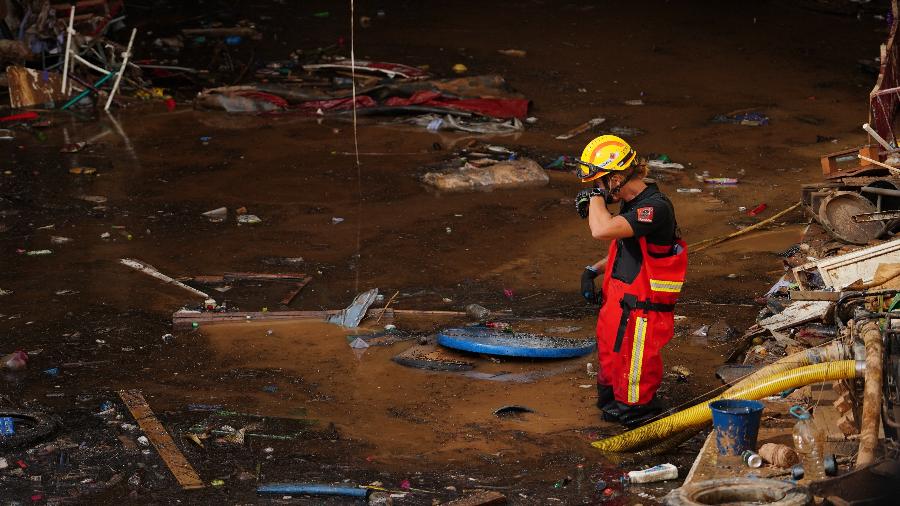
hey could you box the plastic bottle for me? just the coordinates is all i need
[1,351,27,370]
[790,405,825,480]
[622,463,678,484]
[465,304,491,322]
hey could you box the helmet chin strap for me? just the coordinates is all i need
[602,169,636,197]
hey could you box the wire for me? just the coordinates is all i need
[349,0,362,293]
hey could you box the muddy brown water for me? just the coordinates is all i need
[0,0,890,503]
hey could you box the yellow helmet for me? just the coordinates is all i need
[577,135,637,183]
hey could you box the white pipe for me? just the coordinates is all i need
[863,123,897,152]
[71,54,112,76]
[105,28,137,112]
[61,7,76,94]
[120,258,209,299]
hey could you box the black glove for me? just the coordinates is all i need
[575,187,609,219]
[581,266,601,304]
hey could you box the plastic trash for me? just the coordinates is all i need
[329,289,379,328]
[452,63,468,74]
[704,177,738,185]
[748,203,767,216]
[332,217,344,224]
[349,338,370,349]
[791,405,826,480]
[676,188,702,193]
[742,450,763,468]
[1,351,27,370]
[202,207,227,223]
[622,463,678,484]
[465,304,491,322]
[693,325,709,337]
[0,417,14,435]
[237,214,261,224]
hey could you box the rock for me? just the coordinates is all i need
[422,158,549,192]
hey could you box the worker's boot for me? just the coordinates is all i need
[596,384,615,409]
[616,397,665,429]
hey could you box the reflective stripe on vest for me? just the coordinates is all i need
[649,279,683,293]
[628,316,648,403]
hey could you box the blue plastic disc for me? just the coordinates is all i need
[436,327,595,358]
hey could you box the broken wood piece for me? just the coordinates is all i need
[118,390,204,489]
[120,258,209,299]
[793,239,900,290]
[555,117,605,140]
[789,291,841,302]
[279,276,312,306]
[172,308,393,328]
[758,300,833,332]
[690,202,802,253]
[441,491,507,506]
[376,290,400,323]
[223,272,310,282]
[837,411,859,437]
[833,393,853,414]
[7,66,66,108]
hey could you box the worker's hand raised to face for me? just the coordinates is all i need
[575,187,610,218]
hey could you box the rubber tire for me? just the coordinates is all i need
[0,409,58,450]
[664,478,811,506]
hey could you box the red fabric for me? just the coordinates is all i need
[294,96,378,112]
[596,237,688,405]
[235,90,289,109]
[0,112,39,122]
[384,90,529,119]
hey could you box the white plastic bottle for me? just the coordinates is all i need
[623,463,678,484]
[790,405,825,480]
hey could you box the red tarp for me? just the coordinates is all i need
[383,90,529,119]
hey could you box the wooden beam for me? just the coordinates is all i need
[279,276,313,306]
[789,291,841,301]
[172,308,393,327]
[118,390,204,490]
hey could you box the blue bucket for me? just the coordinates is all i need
[709,399,764,456]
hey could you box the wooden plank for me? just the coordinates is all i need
[441,491,506,506]
[118,390,204,490]
[223,272,309,282]
[759,300,832,332]
[7,66,66,108]
[790,291,841,302]
[172,308,393,327]
[279,276,313,306]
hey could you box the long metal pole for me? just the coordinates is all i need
[60,6,76,94]
[104,28,136,112]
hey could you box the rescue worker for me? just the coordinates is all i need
[574,135,688,428]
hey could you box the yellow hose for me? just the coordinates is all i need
[722,341,848,396]
[591,360,862,453]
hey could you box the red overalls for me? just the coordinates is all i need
[596,237,688,405]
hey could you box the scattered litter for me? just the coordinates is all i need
[328,289,380,328]
[202,207,227,223]
[24,250,52,256]
[68,167,96,175]
[1,350,27,370]
[50,236,73,245]
[545,326,581,333]
[237,214,262,224]
[647,159,685,170]
[608,126,644,137]
[0,289,12,296]
[452,63,468,74]
[422,158,548,192]
[77,195,107,204]
[747,203,767,216]
[349,337,371,349]
[497,49,527,57]
[704,177,738,185]
[713,111,769,126]
[60,142,87,153]
[692,325,709,337]
[555,117,605,140]
[136,436,149,447]
[332,217,344,224]
[677,188,702,193]
[624,99,644,106]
